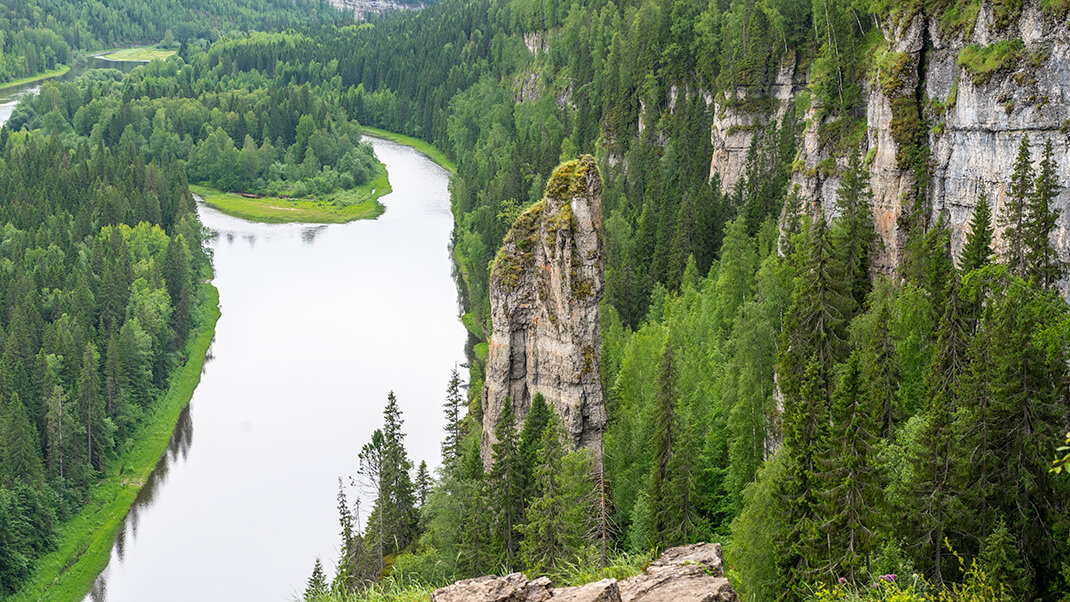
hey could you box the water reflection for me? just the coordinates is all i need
[90,402,195,601]
[84,138,467,601]
[302,225,327,245]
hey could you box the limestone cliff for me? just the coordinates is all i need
[711,1,1070,281]
[481,155,606,466]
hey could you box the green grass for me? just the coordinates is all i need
[190,162,391,224]
[9,283,221,602]
[0,66,71,93]
[361,127,456,175]
[957,40,1024,85]
[99,46,177,62]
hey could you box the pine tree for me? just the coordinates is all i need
[0,394,45,487]
[518,417,589,576]
[832,145,875,316]
[78,342,105,472]
[415,460,431,508]
[489,396,524,565]
[979,516,1026,599]
[304,558,328,601]
[1000,138,1033,277]
[379,392,418,553]
[441,366,465,467]
[816,353,880,585]
[519,392,552,499]
[961,190,994,273]
[1025,139,1064,288]
[357,429,386,572]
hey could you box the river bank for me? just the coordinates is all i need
[361,127,456,174]
[7,284,221,602]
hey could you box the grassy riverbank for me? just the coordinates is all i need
[99,46,177,62]
[0,66,72,93]
[8,283,221,602]
[361,127,457,175]
[190,161,390,223]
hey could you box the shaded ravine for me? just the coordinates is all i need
[84,138,467,601]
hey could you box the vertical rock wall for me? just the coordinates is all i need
[710,2,1070,284]
[481,155,607,466]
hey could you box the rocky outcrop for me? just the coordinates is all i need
[712,2,1070,283]
[710,55,805,193]
[325,0,422,19]
[481,155,607,466]
[430,544,737,602]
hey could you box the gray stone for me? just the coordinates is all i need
[617,565,736,602]
[481,155,607,466]
[431,573,553,602]
[648,543,727,578]
[547,579,622,602]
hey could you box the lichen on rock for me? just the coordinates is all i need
[481,155,607,466]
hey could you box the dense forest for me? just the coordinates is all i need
[7,64,380,202]
[0,0,344,85]
[0,129,213,594]
[172,0,1067,600]
[0,0,1068,600]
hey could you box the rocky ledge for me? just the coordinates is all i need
[431,543,737,602]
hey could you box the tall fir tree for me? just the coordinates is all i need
[0,394,45,488]
[961,190,994,273]
[1025,139,1064,288]
[489,396,524,565]
[441,366,465,467]
[815,353,881,585]
[1000,137,1033,277]
[831,144,875,317]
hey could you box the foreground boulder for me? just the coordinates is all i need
[431,544,736,602]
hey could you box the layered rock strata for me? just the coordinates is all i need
[481,155,607,466]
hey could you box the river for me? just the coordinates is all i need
[2,70,466,600]
[78,137,466,601]
[0,56,143,126]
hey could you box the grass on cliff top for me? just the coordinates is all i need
[957,40,1024,85]
[9,283,220,602]
[190,163,389,224]
[0,65,71,93]
[99,46,177,62]
[361,127,456,175]
[308,550,652,602]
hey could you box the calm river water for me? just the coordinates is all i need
[78,138,467,600]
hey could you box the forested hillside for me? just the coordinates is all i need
[0,0,344,85]
[0,0,1067,599]
[171,0,1068,600]
[0,129,214,594]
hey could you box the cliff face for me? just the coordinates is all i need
[712,2,1070,279]
[481,155,607,466]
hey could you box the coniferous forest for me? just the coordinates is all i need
[0,0,1069,601]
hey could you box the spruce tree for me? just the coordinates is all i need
[1000,138,1033,277]
[961,190,994,273]
[489,396,524,565]
[304,558,328,601]
[646,340,679,550]
[0,394,45,488]
[415,460,431,508]
[519,392,552,500]
[978,516,1026,599]
[78,342,105,472]
[816,354,880,585]
[357,429,386,572]
[1025,139,1064,288]
[379,392,417,553]
[518,417,589,576]
[832,145,875,316]
[441,366,465,467]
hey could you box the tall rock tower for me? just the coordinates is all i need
[480,155,607,467]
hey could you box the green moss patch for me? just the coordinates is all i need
[957,40,1025,86]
